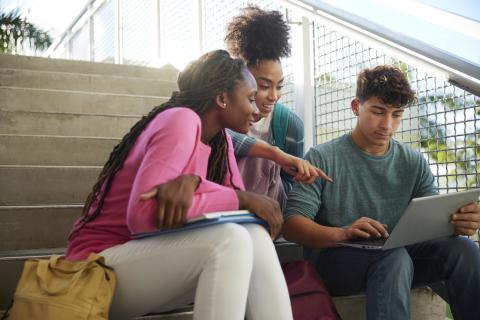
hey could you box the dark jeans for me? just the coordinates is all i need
[309,236,480,320]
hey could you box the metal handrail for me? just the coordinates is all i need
[43,2,89,57]
[44,0,107,58]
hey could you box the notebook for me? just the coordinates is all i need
[337,189,480,250]
[131,210,266,239]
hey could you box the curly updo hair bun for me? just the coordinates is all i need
[225,5,291,67]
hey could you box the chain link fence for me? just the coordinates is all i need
[122,0,157,65]
[92,0,115,63]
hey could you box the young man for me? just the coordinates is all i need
[283,65,480,320]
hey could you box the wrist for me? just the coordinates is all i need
[185,174,201,190]
[271,146,284,164]
[335,227,349,242]
[235,190,249,210]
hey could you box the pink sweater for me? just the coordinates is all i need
[67,108,245,260]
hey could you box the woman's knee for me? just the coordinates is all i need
[213,223,254,257]
[244,223,271,241]
[244,224,277,255]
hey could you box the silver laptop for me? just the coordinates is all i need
[337,189,480,250]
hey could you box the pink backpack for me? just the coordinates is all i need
[282,260,341,320]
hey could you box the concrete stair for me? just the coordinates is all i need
[0,68,177,96]
[0,205,81,251]
[0,109,141,136]
[0,53,177,245]
[0,135,118,166]
[0,165,99,205]
[0,87,167,115]
[0,54,179,80]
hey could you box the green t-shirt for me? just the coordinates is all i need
[284,133,438,231]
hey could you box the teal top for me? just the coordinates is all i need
[284,133,438,231]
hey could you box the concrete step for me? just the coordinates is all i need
[132,290,446,320]
[0,53,179,81]
[333,288,446,320]
[0,68,178,96]
[0,135,119,166]
[0,166,99,205]
[133,311,193,320]
[0,110,140,137]
[0,87,168,115]
[0,205,81,251]
[0,259,34,309]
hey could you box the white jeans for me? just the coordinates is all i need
[100,223,293,320]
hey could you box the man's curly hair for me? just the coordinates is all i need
[356,65,416,107]
[225,5,291,67]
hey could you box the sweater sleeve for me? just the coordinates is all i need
[227,129,256,158]
[126,109,239,234]
[223,131,246,190]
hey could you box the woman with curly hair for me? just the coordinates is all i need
[225,6,331,207]
[66,50,293,320]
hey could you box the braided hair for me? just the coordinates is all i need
[225,5,291,67]
[76,50,247,231]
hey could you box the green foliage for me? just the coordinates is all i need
[418,94,465,111]
[318,73,336,83]
[425,141,449,163]
[419,117,446,148]
[0,10,52,53]
[446,304,453,319]
[418,89,479,189]
[390,58,409,80]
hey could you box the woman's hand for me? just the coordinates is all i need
[273,149,333,184]
[140,174,200,230]
[246,139,332,184]
[236,190,283,240]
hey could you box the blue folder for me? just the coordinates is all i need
[131,210,267,239]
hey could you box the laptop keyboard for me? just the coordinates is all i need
[344,238,387,246]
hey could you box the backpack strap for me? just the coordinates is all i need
[271,102,290,152]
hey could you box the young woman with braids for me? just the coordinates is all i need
[66,50,293,320]
[225,6,332,207]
